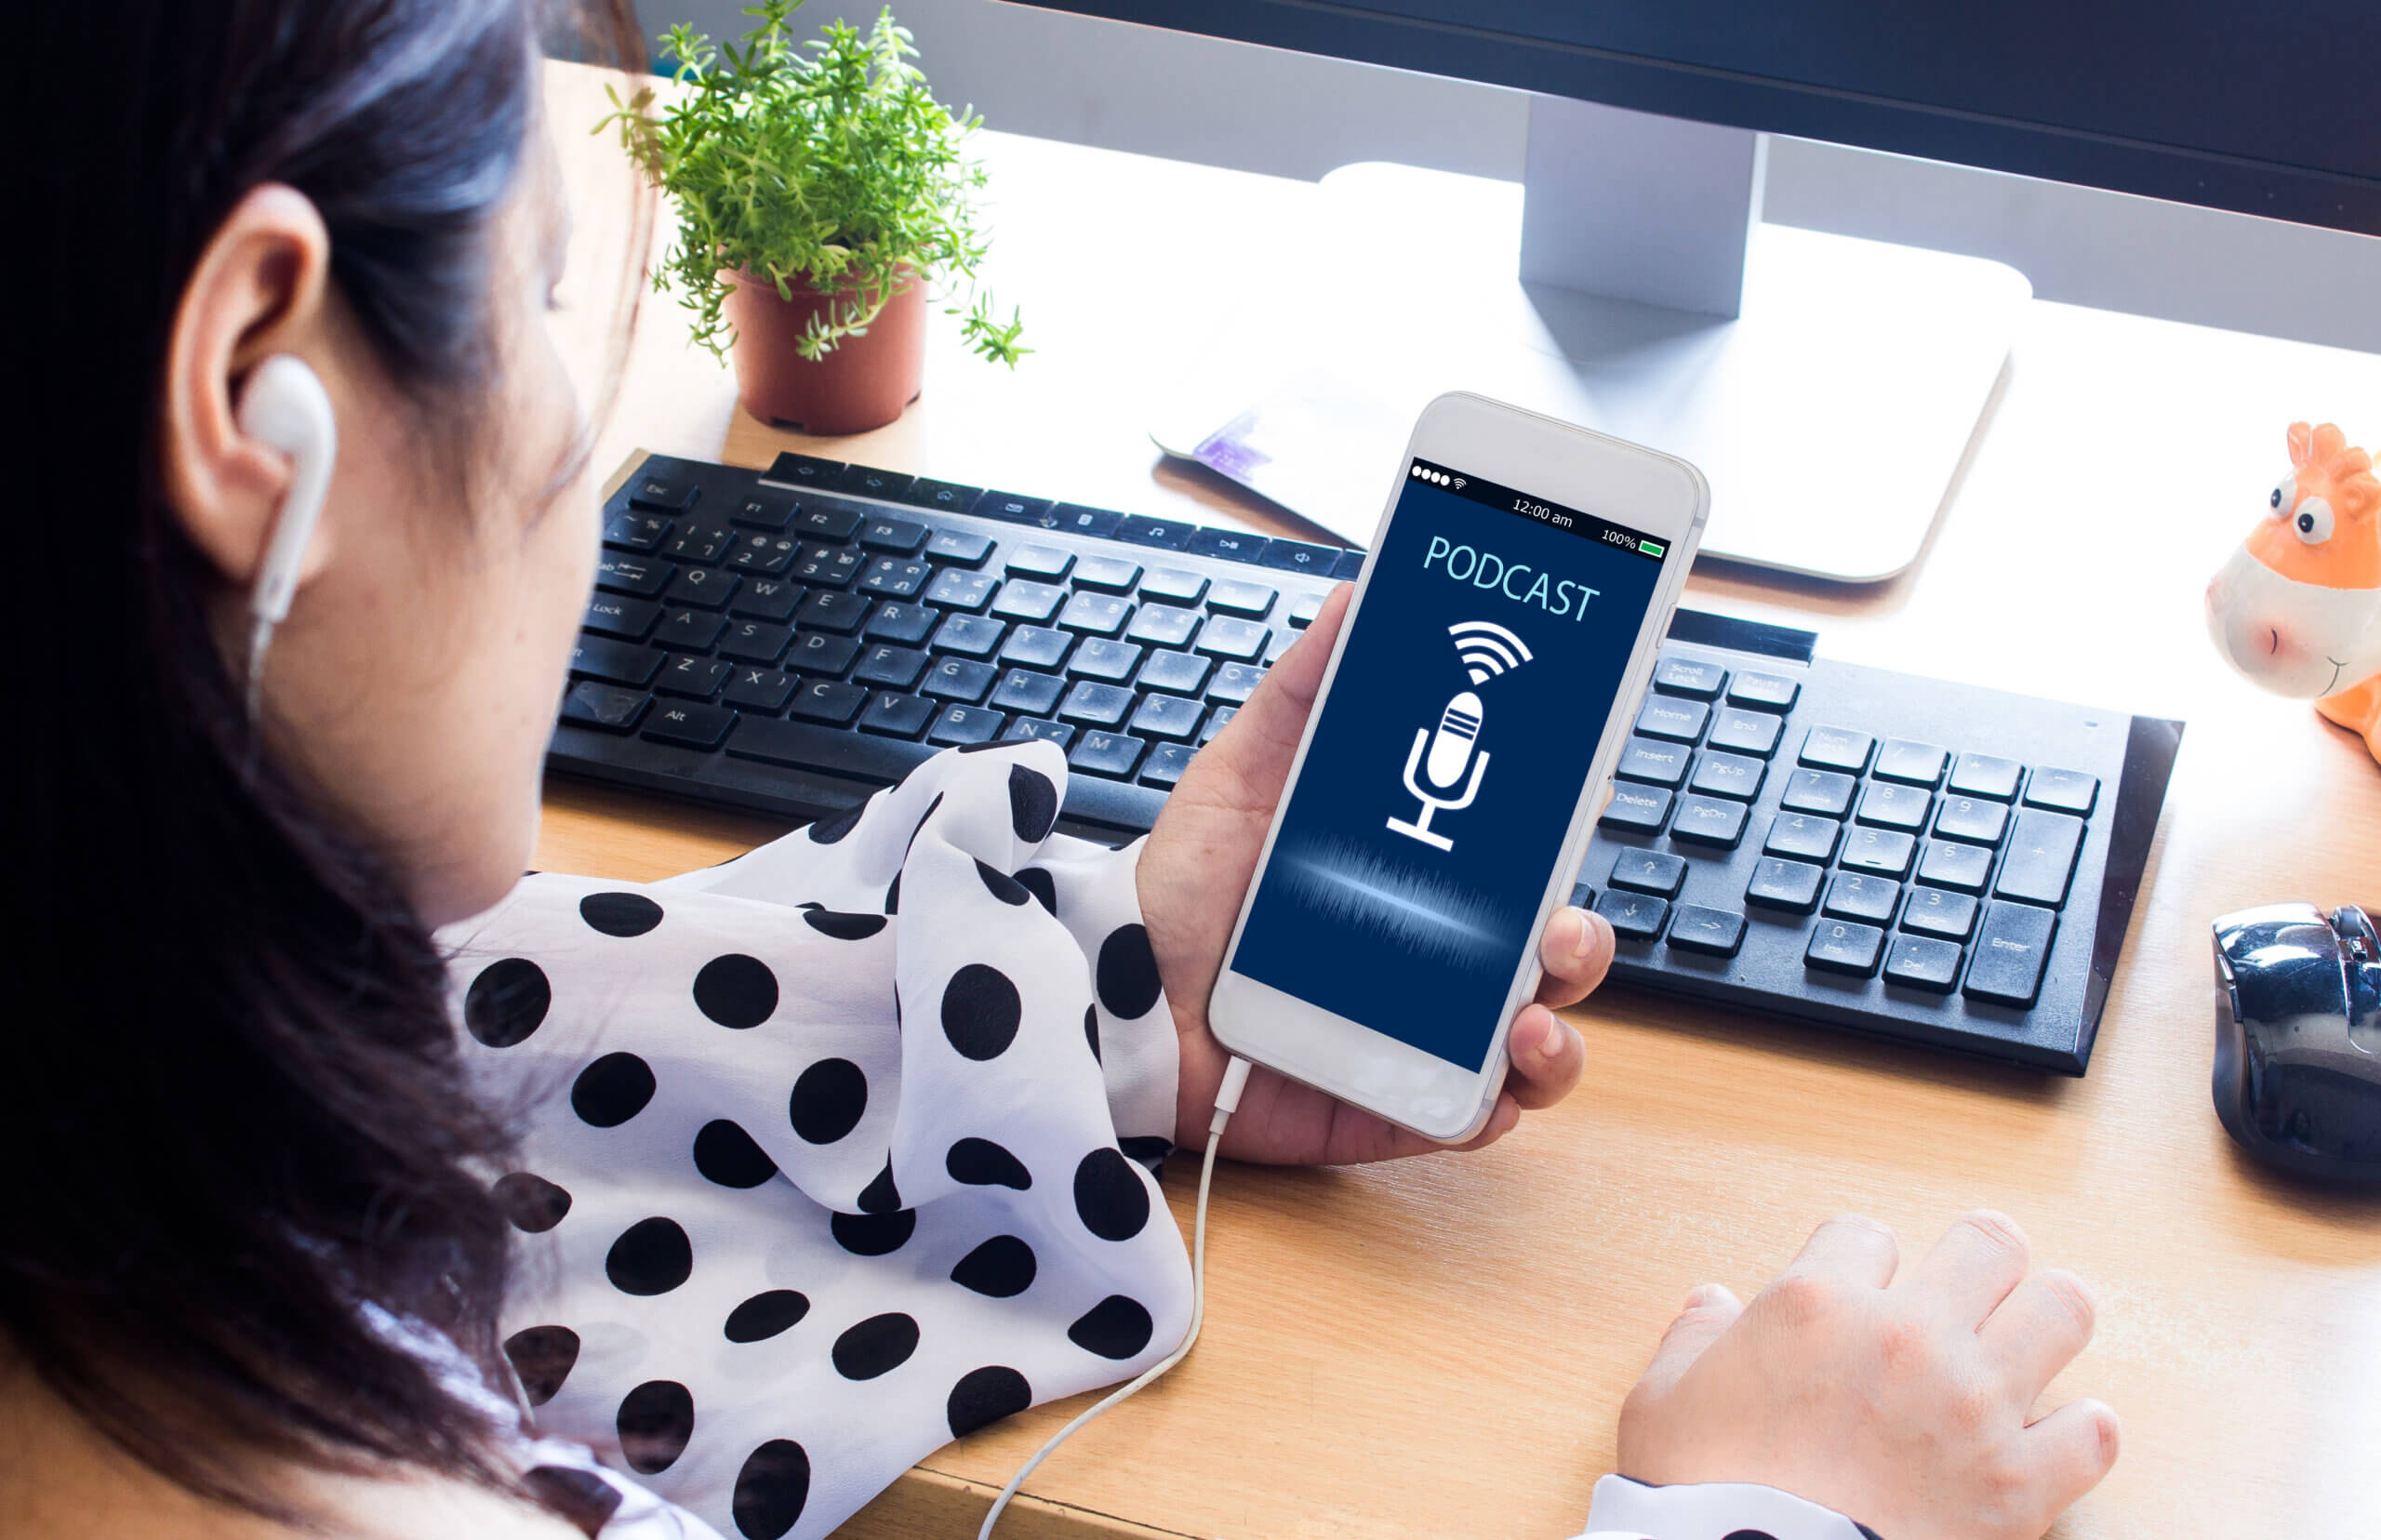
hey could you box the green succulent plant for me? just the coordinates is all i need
[604,1,1028,365]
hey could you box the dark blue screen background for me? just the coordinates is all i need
[1230,473,1665,1069]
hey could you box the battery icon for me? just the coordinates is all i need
[1639,539,1667,559]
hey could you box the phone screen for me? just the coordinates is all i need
[1229,458,1671,1070]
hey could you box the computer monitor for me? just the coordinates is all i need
[1025,1,2381,581]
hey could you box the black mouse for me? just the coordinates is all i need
[2211,901,2381,1186]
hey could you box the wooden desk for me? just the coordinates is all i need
[538,61,2381,1538]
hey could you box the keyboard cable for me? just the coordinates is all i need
[977,1054,1254,1540]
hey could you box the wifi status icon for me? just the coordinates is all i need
[1448,619,1533,685]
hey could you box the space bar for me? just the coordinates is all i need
[726,716,937,785]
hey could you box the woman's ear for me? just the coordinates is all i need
[159,184,345,592]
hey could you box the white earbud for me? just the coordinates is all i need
[233,354,336,717]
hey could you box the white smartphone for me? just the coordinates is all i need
[1206,392,1709,1142]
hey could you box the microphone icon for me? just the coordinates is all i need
[1388,690,1491,852]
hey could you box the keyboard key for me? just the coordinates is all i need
[990,579,1066,624]
[1194,617,1271,661]
[1057,681,1135,727]
[2025,768,2099,816]
[922,657,997,703]
[657,653,729,698]
[791,543,864,588]
[999,625,1072,670]
[903,478,983,516]
[596,553,673,596]
[1068,638,1143,682]
[1778,768,1857,817]
[570,637,665,687]
[1964,901,2057,1006]
[1257,538,1337,575]
[1617,736,1692,788]
[762,451,842,493]
[1824,873,1901,924]
[654,608,725,651]
[1057,591,1135,636]
[1609,848,1687,897]
[1187,528,1270,565]
[582,592,658,640]
[1207,578,1277,616]
[628,473,698,512]
[1806,921,1884,977]
[663,523,736,564]
[605,511,673,551]
[926,704,1005,746]
[1287,593,1324,630]
[1690,750,1766,802]
[1935,794,2010,845]
[1125,604,1201,648]
[842,467,916,501]
[1006,544,1075,580]
[718,620,791,665]
[1997,811,2084,907]
[1763,812,1841,863]
[1137,649,1211,695]
[1070,730,1148,778]
[861,602,937,644]
[852,644,929,691]
[1206,662,1265,704]
[1706,707,1783,757]
[1139,741,1198,787]
[663,566,738,609]
[787,631,860,675]
[1667,904,1747,957]
[924,568,1000,610]
[1654,657,1727,698]
[1745,857,1823,914]
[1727,671,1801,712]
[1883,936,1963,993]
[729,578,804,622]
[561,681,651,733]
[791,501,863,540]
[1875,738,1949,786]
[930,613,1007,657]
[726,533,800,574]
[858,516,928,554]
[643,700,734,749]
[1594,890,1669,941]
[1857,781,1933,830]
[1002,717,1075,750]
[858,556,931,599]
[795,590,871,634]
[1115,516,1197,550]
[1129,693,1206,742]
[1200,707,1236,743]
[1901,885,1978,940]
[858,690,935,737]
[722,666,797,713]
[990,669,1065,717]
[1799,724,1873,773]
[1044,504,1124,539]
[1139,568,1209,604]
[972,491,1053,524]
[924,528,994,565]
[729,713,933,786]
[788,679,867,724]
[1073,556,1143,591]
[1636,697,1709,743]
[1670,794,1749,849]
[1840,827,1917,878]
[729,496,794,532]
[1601,784,1673,833]
[1949,752,2024,801]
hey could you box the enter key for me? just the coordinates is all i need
[1963,901,2058,1008]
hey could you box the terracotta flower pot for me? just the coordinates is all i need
[723,267,925,435]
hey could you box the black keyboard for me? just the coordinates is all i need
[555,451,2181,1076]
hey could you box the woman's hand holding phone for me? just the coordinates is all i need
[1138,581,1617,1162]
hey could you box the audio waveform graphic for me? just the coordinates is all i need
[1273,834,1518,966]
[1448,619,1533,685]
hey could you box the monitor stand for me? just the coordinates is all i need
[1149,97,2029,583]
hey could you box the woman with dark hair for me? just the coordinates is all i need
[4,2,2121,1537]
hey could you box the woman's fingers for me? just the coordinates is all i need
[1535,906,1615,1007]
[1632,1282,1745,1403]
[2022,1398,2122,1522]
[1780,1212,1902,1292]
[1979,1268,2098,1405]
[1899,1208,2033,1327]
[1504,1004,1584,1110]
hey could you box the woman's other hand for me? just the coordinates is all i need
[1617,1211,2122,1540]
[1138,582,1616,1162]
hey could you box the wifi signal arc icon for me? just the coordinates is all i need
[1448,619,1533,685]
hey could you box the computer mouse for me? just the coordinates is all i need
[2210,901,2381,1186]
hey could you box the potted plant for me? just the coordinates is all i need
[607,1,1028,434]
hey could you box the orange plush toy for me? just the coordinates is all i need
[2206,422,2381,764]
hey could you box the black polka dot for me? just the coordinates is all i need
[730,1440,810,1540]
[694,1120,780,1188]
[945,1137,1032,1189]
[788,1058,868,1144]
[579,891,663,937]
[492,1172,572,1233]
[1084,1004,1101,1064]
[906,792,946,856]
[463,959,550,1047]
[884,870,901,913]
[950,1234,1038,1297]
[724,1289,811,1343]
[856,1159,901,1215]
[570,1052,656,1128]
[694,954,778,1029]
[1097,923,1163,1019]
[1722,1533,1783,1540]
[806,801,865,844]
[804,908,887,940]
[955,738,1008,754]
[605,1217,693,1295]
[940,963,1021,1060]
[503,1325,579,1406]
[524,1466,621,1531]
[947,1366,1032,1438]
[1072,1148,1151,1241]
[830,1208,915,1256]
[1008,764,1057,842]
[616,1379,695,1474]
[1014,867,1057,915]
[831,1312,921,1380]
[975,859,1030,906]
[1067,1294,1155,1360]
[1119,1135,1174,1174]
